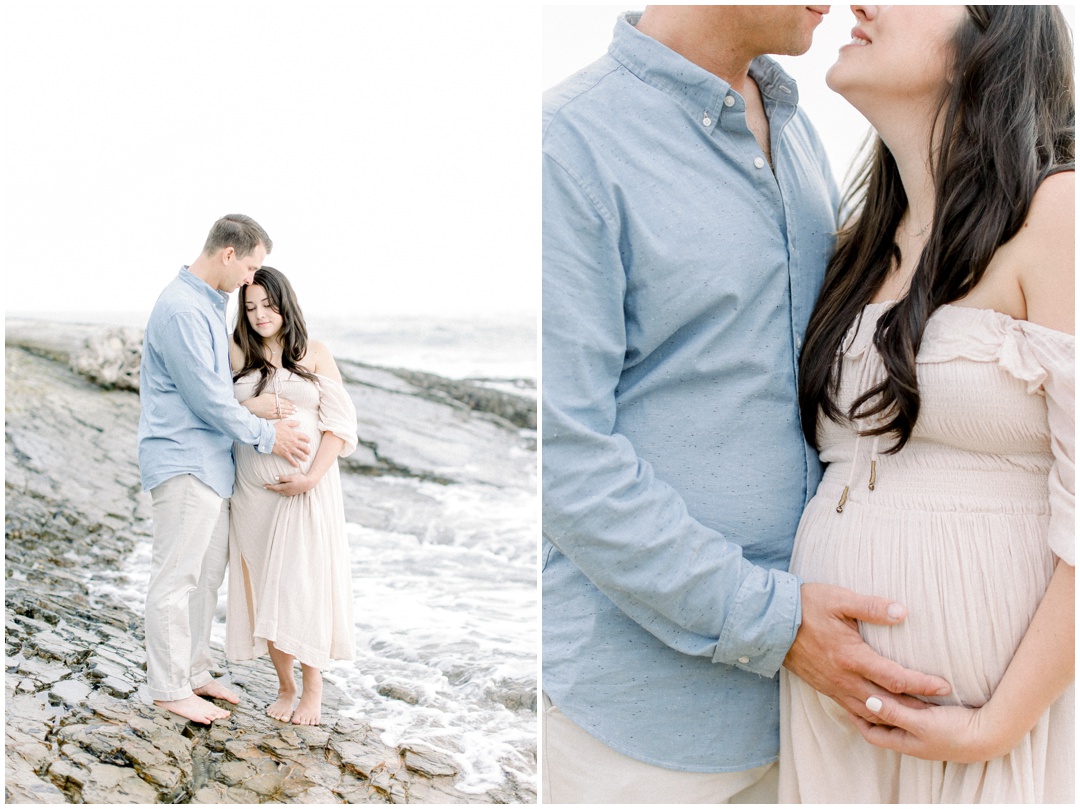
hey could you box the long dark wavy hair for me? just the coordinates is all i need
[232,267,319,395]
[799,5,1074,453]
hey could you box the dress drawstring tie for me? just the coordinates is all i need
[868,435,880,491]
[836,431,860,513]
[836,313,885,514]
[837,429,881,513]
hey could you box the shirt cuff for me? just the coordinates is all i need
[712,567,802,678]
[256,420,276,455]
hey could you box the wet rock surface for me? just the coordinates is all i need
[5,323,536,804]
[70,326,144,392]
[386,367,536,431]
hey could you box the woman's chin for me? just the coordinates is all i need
[824,65,859,104]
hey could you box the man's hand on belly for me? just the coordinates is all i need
[784,582,953,722]
[271,420,311,467]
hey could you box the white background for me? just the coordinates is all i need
[3,5,1073,319]
[3,3,540,318]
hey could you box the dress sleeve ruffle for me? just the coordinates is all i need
[924,310,1074,563]
[923,309,1075,564]
[315,375,359,458]
[916,307,1055,390]
[856,304,1074,564]
[1015,322,1075,566]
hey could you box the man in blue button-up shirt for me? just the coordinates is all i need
[543,8,949,802]
[138,214,310,724]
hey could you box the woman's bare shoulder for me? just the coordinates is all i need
[305,339,343,382]
[1017,171,1074,333]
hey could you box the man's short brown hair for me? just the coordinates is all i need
[202,214,272,258]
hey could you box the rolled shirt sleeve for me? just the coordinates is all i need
[541,17,836,770]
[542,153,801,676]
[161,311,276,453]
[138,268,278,498]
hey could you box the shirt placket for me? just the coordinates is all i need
[768,88,821,499]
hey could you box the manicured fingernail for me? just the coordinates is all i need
[936,686,951,696]
[865,696,882,713]
[887,603,906,620]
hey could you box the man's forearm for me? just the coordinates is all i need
[544,417,801,672]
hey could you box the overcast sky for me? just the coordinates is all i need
[3,3,539,318]
[4,5,1073,320]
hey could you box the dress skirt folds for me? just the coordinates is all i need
[225,370,358,669]
[780,303,1074,803]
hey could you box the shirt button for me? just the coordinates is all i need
[781,86,792,94]
[754,157,765,169]
[703,113,712,127]
[796,336,803,349]
[724,95,735,107]
[738,656,750,664]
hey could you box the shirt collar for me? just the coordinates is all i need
[179,265,229,309]
[609,12,800,125]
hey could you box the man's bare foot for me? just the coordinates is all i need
[292,665,322,725]
[155,695,230,724]
[194,678,240,705]
[267,689,297,722]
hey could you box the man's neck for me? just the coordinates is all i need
[187,254,222,292]
[636,8,773,163]
[635,7,759,92]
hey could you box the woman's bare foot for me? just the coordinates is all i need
[266,688,297,722]
[155,695,230,724]
[266,640,298,722]
[194,678,240,705]
[292,665,322,725]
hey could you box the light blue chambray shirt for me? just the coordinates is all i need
[542,14,839,772]
[138,267,276,498]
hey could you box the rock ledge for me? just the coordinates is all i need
[5,325,535,804]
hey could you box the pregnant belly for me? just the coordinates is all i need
[235,416,322,488]
[791,492,1054,707]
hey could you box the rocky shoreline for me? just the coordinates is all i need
[5,320,537,804]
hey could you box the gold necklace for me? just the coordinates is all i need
[903,212,932,238]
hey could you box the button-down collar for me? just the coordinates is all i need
[608,12,800,134]
[178,265,229,311]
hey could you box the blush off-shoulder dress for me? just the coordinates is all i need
[780,303,1074,803]
[226,369,359,669]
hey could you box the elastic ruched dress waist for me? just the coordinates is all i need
[818,453,1050,515]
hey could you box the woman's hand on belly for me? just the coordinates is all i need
[854,561,1075,763]
[264,472,315,497]
[851,696,1008,763]
[240,392,298,420]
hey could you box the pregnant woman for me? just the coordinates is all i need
[781,6,1073,803]
[225,266,358,725]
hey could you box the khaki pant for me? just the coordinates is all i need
[145,474,230,701]
[542,693,779,804]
